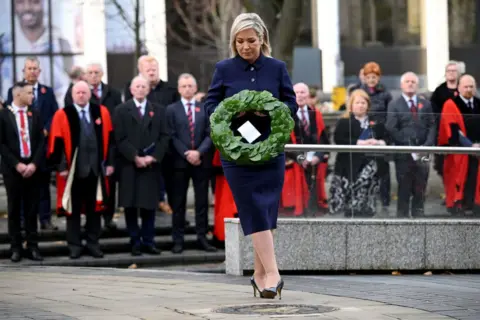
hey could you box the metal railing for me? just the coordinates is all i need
[284,144,480,156]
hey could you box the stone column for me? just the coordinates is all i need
[315,0,341,92]
[82,0,108,82]
[144,0,168,81]
[421,0,449,91]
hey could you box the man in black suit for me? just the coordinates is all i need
[386,72,436,217]
[166,73,216,254]
[84,62,122,230]
[114,75,169,256]
[124,55,179,214]
[6,56,59,231]
[0,82,45,262]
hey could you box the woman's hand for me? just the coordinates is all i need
[376,139,386,146]
[357,140,368,145]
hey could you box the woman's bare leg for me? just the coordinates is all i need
[251,230,281,289]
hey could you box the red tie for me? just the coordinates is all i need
[187,103,194,149]
[409,99,417,119]
[301,108,309,134]
[18,110,30,157]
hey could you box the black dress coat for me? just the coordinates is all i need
[113,100,169,210]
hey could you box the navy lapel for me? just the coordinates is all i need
[193,102,201,135]
[34,84,44,109]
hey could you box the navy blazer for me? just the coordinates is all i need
[7,83,58,132]
[166,100,212,168]
[203,54,297,117]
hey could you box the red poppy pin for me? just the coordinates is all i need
[369,121,376,126]
[418,103,424,110]
[149,111,154,117]
[27,111,32,117]
[40,87,46,94]
[95,118,101,125]
[195,107,200,112]
[454,91,458,96]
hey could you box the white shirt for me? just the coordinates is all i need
[182,98,196,123]
[296,105,309,124]
[402,94,417,108]
[91,83,102,99]
[32,82,38,102]
[460,95,474,108]
[133,98,147,116]
[12,103,31,158]
[74,103,90,122]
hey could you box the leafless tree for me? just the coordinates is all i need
[168,0,244,60]
[105,0,144,60]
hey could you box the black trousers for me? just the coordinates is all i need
[67,172,101,249]
[171,166,210,244]
[4,169,40,250]
[395,156,429,217]
[102,172,116,224]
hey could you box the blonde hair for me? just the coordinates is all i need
[342,89,370,118]
[229,13,271,58]
[137,55,158,71]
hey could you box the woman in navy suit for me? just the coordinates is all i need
[204,13,297,299]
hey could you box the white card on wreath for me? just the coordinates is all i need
[237,121,261,143]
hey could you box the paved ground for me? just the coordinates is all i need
[1,266,479,319]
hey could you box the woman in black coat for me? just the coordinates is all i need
[329,89,389,217]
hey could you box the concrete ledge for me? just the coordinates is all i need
[224,218,480,275]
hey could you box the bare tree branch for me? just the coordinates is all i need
[107,0,135,32]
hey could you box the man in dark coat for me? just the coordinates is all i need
[114,75,169,256]
[6,56,59,231]
[166,73,215,254]
[124,55,179,214]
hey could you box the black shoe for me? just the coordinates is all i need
[261,278,284,300]
[171,243,183,254]
[27,247,43,261]
[87,245,104,258]
[40,221,58,231]
[69,247,83,259]
[10,250,22,263]
[143,245,161,255]
[131,245,142,256]
[197,238,217,252]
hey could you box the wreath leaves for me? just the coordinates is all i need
[210,90,294,165]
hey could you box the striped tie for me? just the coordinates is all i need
[187,103,194,149]
[302,108,309,134]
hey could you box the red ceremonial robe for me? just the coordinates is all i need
[47,104,113,215]
[281,107,329,214]
[212,150,237,241]
[438,98,480,208]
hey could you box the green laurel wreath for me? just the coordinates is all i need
[210,90,295,165]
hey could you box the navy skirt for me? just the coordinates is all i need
[221,154,285,236]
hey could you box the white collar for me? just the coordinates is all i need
[74,103,89,114]
[133,98,147,108]
[460,95,473,105]
[11,102,28,113]
[181,97,196,107]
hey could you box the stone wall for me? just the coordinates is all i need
[225,218,480,275]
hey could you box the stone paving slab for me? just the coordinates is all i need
[0,266,468,319]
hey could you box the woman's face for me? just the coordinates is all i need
[351,95,368,117]
[365,73,379,88]
[235,28,261,63]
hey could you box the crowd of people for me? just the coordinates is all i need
[0,52,478,263]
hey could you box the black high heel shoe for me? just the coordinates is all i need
[250,276,264,298]
[261,278,284,300]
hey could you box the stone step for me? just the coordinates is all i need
[1,250,225,268]
[0,234,214,259]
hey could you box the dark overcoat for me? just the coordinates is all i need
[113,99,169,210]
